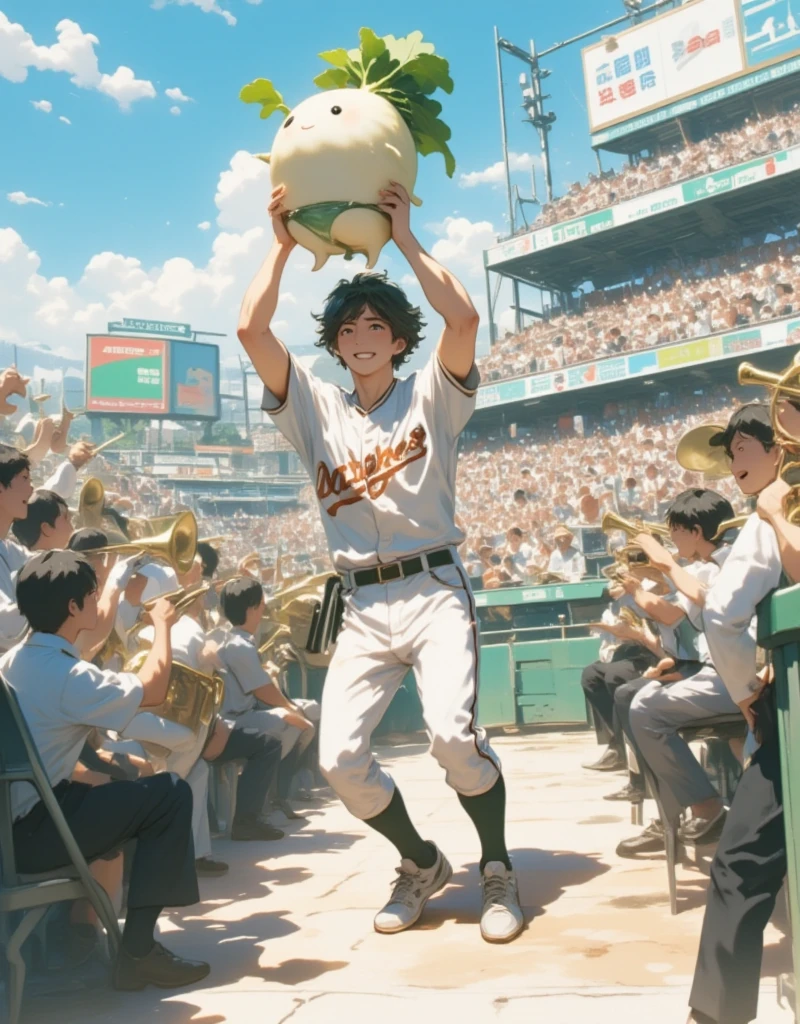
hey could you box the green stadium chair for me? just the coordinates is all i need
[0,674,121,1024]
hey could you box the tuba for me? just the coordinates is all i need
[125,649,224,733]
[738,357,800,520]
[89,510,198,575]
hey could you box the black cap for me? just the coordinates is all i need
[709,403,774,452]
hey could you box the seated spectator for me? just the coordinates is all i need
[547,526,586,581]
[6,550,210,990]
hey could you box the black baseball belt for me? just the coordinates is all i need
[342,547,455,589]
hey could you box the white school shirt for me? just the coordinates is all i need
[704,514,783,704]
[218,628,271,716]
[547,545,586,580]
[0,538,30,653]
[261,353,478,572]
[666,550,729,664]
[3,632,143,821]
[137,615,206,671]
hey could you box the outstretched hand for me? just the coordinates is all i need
[378,181,414,245]
[268,184,296,251]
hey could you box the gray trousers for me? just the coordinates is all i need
[628,666,738,822]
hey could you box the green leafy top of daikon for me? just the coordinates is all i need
[239,27,455,177]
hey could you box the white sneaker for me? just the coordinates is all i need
[374,846,453,934]
[480,861,524,943]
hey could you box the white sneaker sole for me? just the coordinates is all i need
[374,857,454,934]
[480,914,524,944]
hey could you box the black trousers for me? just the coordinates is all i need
[211,724,281,821]
[581,645,657,746]
[689,686,785,1024]
[12,772,199,909]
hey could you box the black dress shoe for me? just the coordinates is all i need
[604,782,645,802]
[679,808,726,845]
[616,820,665,858]
[582,748,627,772]
[231,819,285,841]
[195,856,229,876]
[275,799,308,821]
[113,942,210,991]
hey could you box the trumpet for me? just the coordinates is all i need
[601,511,671,539]
[89,510,198,576]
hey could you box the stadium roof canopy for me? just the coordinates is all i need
[486,156,800,294]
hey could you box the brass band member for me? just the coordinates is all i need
[7,550,210,990]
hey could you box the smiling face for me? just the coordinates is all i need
[335,304,407,380]
[0,468,33,522]
[729,431,781,495]
[270,88,417,208]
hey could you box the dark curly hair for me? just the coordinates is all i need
[313,271,425,370]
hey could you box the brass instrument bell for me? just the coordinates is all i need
[90,510,198,575]
[77,477,105,528]
[712,514,751,542]
[675,423,732,478]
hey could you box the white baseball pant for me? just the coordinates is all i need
[318,560,500,820]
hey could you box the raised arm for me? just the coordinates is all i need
[379,182,479,382]
[236,185,295,404]
[758,477,800,583]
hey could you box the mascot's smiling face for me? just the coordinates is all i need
[272,88,412,163]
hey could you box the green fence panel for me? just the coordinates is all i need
[510,637,599,726]
[757,581,800,995]
[476,644,515,728]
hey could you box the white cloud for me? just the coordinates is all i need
[31,99,52,112]
[0,13,156,111]
[429,217,497,277]
[7,191,49,207]
[151,0,236,26]
[165,86,192,102]
[459,151,538,188]
[170,105,181,116]
[0,154,375,377]
[59,115,71,125]
[197,221,211,231]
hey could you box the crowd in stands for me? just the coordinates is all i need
[530,103,800,232]
[479,234,800,383]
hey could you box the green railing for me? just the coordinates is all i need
[757,582,800,1003]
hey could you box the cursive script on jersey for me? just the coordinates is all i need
[316,425,428,517]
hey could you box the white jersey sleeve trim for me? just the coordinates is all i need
[437,356,480,397]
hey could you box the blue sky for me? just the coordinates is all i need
[0,0,627,372]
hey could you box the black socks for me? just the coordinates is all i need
[364,775,512,873]
[458,774,512,871]
[364,788,437,869]
[122,905,161,957]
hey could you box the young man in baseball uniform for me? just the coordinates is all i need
[237,180,522,943]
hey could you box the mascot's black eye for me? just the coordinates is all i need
[331,105,342,115]
[284,116,294,128]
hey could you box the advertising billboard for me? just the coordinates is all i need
[170,340,220,419]
[583,0,744,132]
[86,335,220,419]
[740,0,800,69]
[86,336,168,414]
[584,0,800,138]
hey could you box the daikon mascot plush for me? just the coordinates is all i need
[240,28,455,270]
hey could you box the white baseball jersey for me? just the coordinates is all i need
[261,353,478,571]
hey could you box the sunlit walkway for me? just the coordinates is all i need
[20,731,794,1023]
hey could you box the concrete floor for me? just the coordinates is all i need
[20,731,796,1024]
